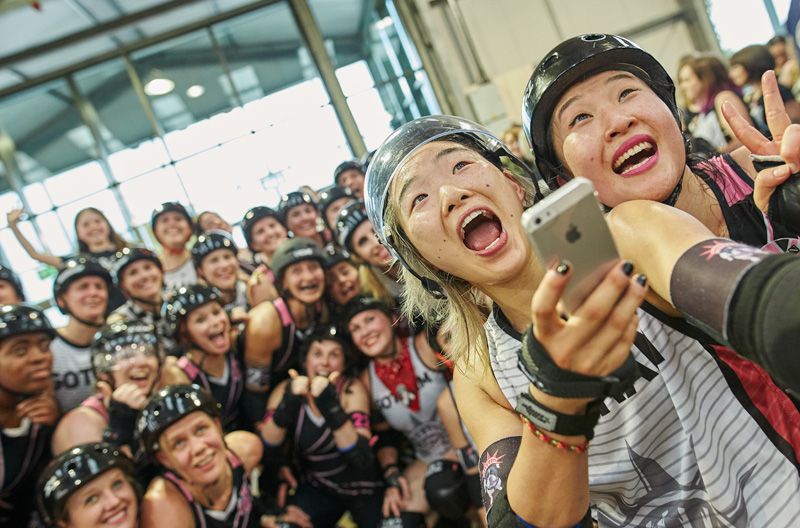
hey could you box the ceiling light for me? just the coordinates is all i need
[144,71,175,96]
[375,17,393,30]
[186,85,205,98]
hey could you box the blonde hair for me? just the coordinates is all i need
[358,263,396,307]
[383,160,538,371]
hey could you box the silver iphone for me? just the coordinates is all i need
[521,177,620,314]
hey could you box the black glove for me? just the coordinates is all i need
[103,398,139,448]
[313,383,348,431]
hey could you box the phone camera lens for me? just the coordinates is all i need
[534,218,541,225]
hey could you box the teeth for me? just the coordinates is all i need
[461,210,491,239]
[613,141,652,170]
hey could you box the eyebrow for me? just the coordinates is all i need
[397,145,470,206]
[555,72,638,123]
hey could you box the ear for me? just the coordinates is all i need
[55,296,66,311]
[556,174,569,187]
[155,448,173,471]
[503,171,526,204]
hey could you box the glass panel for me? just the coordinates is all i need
[106,138,171,182]
[43,161,107,206]
[22,182,53,215]
[118,166,191,227]
[35,211,75,258]
[0,191,23,229]
[0,79,98,187]
[19,268,56,306]
[0,224,40,270]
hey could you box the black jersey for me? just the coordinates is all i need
[0,419,51,526]
[177,352,246,432]
[162,452,264,528]
[269,298,324,387]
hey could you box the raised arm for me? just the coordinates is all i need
[6,209,63,268]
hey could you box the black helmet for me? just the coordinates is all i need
[53,257,112,313]
[191,230,237,269]
[323,246,352,269]
[271,237,326,282]
[0,303,56,341]
[151,202,192,232]
[278,191,316,223]
[91,319,160,379]
[113,246,162,283]
[137,384,222,462]
[242,206,283,251]
[521,34,678,186]
[317,185,355,225]
[0,264,25,302]
[162,284,222,336]
[363,115,541,299]
[333,160,364,185]
[336,199,369,252]
[37,442,135,526]
[344,294,393,324]
[299,323,353,365]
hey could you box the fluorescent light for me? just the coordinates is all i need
[375,16,393,30]
[186,85,205,98]
[144,77,174,96]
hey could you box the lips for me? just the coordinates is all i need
[612,135,657,176]
[101,505,129,525]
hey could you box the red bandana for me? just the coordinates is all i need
[373,338,420,412]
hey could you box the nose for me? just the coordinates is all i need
[605,112,636,141]
[439,185,471,215]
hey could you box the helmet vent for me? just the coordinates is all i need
[540,52,558,71]
[582,34,606,42]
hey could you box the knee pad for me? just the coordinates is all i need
[380,512,426,528]
[424,459,469,520]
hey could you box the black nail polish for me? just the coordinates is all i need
[637,274,647,286]
[622,261,634,276]
[556,261,570,275]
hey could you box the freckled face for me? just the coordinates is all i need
[63,468,138,528]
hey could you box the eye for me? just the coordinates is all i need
[112,478,125,490]
[410,194,428,211]
[620,88,638,100]
[84,493,99,505]
[569,113,590,127]
[196,425,207,435]
[452,161,469,173]
[173,439,184,449]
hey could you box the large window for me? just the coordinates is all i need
[708,0,792,53]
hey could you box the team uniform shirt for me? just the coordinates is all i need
[368,336,451,463]
[687,109,728,151]
[698,154,800,253]
[290,378,383,497]
[177,352,247,432]
[163,258,198,292]
[486,305,800,527]
[221,280,249,313]
[161,451,265,528]
[50,334,94,412]
[111,299,181,357]
[267,298,324,387]
[0,419,51,527]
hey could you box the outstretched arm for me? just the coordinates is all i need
[6,209,63,267]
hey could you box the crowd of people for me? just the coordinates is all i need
[2,31,800,528]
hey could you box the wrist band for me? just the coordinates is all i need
[518,326,638,400]
[385,468,402,489]
[515,391,600,439]
[520,415,589,454]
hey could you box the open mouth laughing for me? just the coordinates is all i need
[612,136,658,176]
[460,208,506,255]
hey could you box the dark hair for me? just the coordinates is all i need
[767,35,787,47]
[680,53,741,114]
[74,208,127,253]
[194,211,217,236]
[730,44,775,84]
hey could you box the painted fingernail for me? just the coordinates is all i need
[622,261,634,276]
[637,274,647,286]
[556,261,570,275]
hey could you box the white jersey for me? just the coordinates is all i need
[368,337,451,463]
[163,258,198,292]
[50,334,94,412]
[486,306,800,527]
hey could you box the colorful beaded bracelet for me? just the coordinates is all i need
[520,415,590,454]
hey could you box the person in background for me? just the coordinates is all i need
[333,160,366,199]
[729,43,800,131]
[316,184,355,239]
[51,257,111,412]
[323,247,362,324]
[677,53,752,152]
[767,34,800,90]
[38,443,140,528]
[279,191,331,250]
[0,304,59,526]
[0,264,26,304]
[195,211,257,275]
[151,202,197,291]
[192,230,249,314]
[7,206,128,312]
[241,206,286,307]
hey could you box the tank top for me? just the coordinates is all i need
[162,451,263,528]
[291,379,383,497]
[269,298,323,386]
[51,334,94,412]
[177,353,245,431]
[0,418,51,526]
[368,337,451,463]
[486,305,800,526]
[698,154,800,253]
[688,109,727,151]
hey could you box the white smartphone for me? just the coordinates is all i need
[521,177,620,314]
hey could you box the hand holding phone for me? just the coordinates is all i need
[521,178,619,314]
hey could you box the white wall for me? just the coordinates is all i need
[413,0,714,133]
